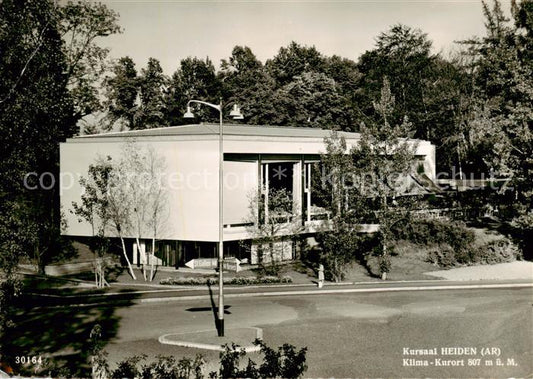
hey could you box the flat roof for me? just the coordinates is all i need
[72,124,362,140]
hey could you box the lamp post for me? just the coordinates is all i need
[184,98,243,337]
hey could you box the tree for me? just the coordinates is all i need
[59,0,121,120]
[357,24,436,140]
[72,160,114,287]
[135,58,168,129]
[165,57,220,125]
[350,78,417,279]
[458,1,532,180]
[0,0,78,357]
[219,46,280,125]
[266,41,326,87]
[316,131,362,282]
[318,79,417,281]
[324,55,362,131]
[74,157,137,279]
[245,187,302,275]
[118,141,168,281]
[0,0,76,273]
[0,0,120,361]
[276,72,345,129]
[105,56,139,130]
[464,0,533,258]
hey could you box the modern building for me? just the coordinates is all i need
[60,124,436,268]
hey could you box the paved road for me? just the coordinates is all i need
[100,286,533,378]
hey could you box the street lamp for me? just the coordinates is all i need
[184,98,243,337]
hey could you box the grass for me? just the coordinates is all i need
[361,240,443,281]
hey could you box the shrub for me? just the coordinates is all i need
[159,275,293,286]
[378,254,391,274]
[316,227,360,282]
[474,239,521,264]
[213,339,307,379]
[426,244,457,267]
[112,355,144,379]
[392,219,475,253]
[392,219,480,266]
[141,355,205,379]
[110,354,205,379]
[96,341,306,379]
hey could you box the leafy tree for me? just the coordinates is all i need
[219,45,280,125]
[351,78,417,279]
[59,0,121,120]
[165,57,220,125]
[318,79,417,280]
[276,72,345,129]
[0,0,76,273]
[357,24,436,139]
[136,58,168,128]
[458,0,533,258]
[118,141,168,281]
[457,1,531,180]
[266,41,326,87]
[316,131,363,281]
[324,55,362,131]
[245,187,302,275]
[74,157,137,279]
[72,159,114,287]
[105,56,139,130]
[0,0,77,359]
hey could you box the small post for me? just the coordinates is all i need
[318,264,324,288]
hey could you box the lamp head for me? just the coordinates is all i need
[183,105,195,119]
[229,104,244,119]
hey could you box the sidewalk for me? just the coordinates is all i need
[424,261,533,281]
[24,261,533,307]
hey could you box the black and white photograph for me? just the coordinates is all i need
[0,0,532,377]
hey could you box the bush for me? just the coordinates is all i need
[426,244,457,267]
[392,219,481,266]
[378,254,391,274]
[474,239,521,264]
[391,219,475,255]
[112,355,144,379]
[159,275,293,286]
[213,339,307,379]
[316,227,361,282]
[97,340,306,379]
[110,354,205,379]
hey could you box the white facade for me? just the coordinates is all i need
[60,124,436,265]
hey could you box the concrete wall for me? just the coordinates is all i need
[60,132,436,245]
[60,139,220,241]
[223,160,258,226]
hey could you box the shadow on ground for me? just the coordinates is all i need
[3,282,139,378]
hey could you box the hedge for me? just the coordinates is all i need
[159,275,293,286]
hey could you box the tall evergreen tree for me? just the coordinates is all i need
[357,24,436,139]
[136,58,168,128]
[105,56,139,130]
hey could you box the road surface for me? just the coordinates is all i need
[99,286,533,378]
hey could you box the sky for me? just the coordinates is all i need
[99,0,506,75]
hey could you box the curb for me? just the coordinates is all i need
[158,327,263,352]
[140,282,533,303]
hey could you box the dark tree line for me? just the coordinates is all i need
[100,0,531,182]
[0,0,121,359]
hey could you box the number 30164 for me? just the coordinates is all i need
[15,356,42,365]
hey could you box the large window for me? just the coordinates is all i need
[261,161,299,224]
